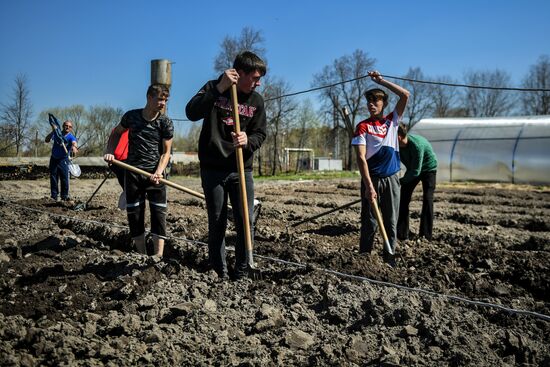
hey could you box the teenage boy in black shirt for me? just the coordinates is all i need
[104,84,174,257]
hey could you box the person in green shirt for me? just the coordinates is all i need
[397,124,438,240]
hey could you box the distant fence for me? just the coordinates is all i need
[0,152,199,168]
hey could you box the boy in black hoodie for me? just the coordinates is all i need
[186,51,267,279]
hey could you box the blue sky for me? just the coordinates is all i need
[1,0,549,135]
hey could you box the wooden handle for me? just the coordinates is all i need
[110,159,205,200]
[292,198,362,228]
[371,199,394,255]
[230,84,254,255]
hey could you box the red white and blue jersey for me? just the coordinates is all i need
[351,110,400,178]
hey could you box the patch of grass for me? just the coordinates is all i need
[255,170,359,181]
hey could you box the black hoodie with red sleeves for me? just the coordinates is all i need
[185,77,267,172]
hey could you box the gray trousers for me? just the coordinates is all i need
[360,174,400,255]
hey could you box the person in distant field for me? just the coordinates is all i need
[185,51,267,280]
[45,120,78,202]
[103,84,173,257]
[397,123,438,241]
[351,71,410,267]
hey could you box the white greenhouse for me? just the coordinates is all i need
[410,115,550,185]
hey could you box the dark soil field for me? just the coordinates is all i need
[0,175,549,366]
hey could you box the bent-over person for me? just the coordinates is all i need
[397,124,437,240]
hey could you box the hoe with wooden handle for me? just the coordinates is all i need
[230,83,261,279]
[109,159,206,199]
[73,172,111,211]
[108,159,262,227]
[371,199,394,256]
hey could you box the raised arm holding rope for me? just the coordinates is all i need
[351,71,410,267]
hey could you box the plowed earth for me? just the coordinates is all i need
[0,175,549,366]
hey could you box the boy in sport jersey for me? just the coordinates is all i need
[351,71,410,266]
[104,84,174,257]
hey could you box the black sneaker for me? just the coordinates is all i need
[232,271,245,281]
[232,266,249,281]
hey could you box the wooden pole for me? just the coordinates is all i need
[372,197,394,256]
[230,84,255,269]
[110,159,205,200]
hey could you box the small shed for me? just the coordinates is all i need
[314,157,342,171]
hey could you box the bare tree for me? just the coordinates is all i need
[461,69,515,117]
[83,105,124,155]
[431,75,460,117]
[214,27,266,74]
[0,74,33,156]
[399,67,434,127]
[64,105,86,138]
[262,76,297,175]
[38,105,86,137]
[176,123,202,152]
[37,105,89,157]
[292,100,319,172]
[312,49,376,170]
[294,100,319,149]
[521,55,550,115]
[312,125,334,158]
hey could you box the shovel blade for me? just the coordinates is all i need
[246,249,262,280]
[247,266,263,280]
[383,240,394,256]
[68,161,81,178]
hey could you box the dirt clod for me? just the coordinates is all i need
[0,178,548,365]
